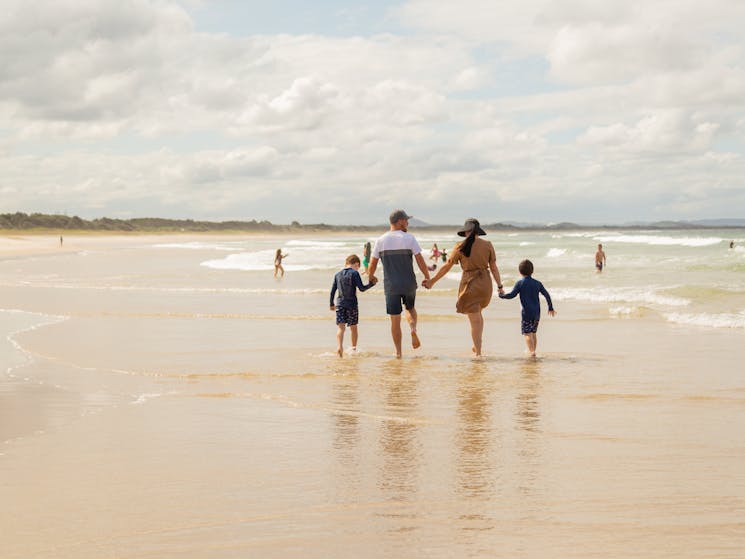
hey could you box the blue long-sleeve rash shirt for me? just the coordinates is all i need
[330,268,374,308]
[499,276,553,321]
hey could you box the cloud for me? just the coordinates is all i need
[0,0,744,224]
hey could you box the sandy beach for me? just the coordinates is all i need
[2,232,745,558]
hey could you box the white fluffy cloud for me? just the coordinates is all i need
[1,0,744,224]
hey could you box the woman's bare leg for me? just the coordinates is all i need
[467,312,484,356]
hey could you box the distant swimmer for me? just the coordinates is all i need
[730,241,735,249]
[60,235,63,247]
[274,248,288,277]
[430,243,440,262]
[595,243,606,272]
[361,241,372,274]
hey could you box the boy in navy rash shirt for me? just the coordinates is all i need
[330,254,376,357]
[499,259,556,357]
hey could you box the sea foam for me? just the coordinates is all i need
[665,310,745,329]
[593,234,723,247]
[553,287,690,307]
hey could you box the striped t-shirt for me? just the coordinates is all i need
[372,230,422,294]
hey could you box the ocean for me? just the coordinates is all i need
[1,229,744,558]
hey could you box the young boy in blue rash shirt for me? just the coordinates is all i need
[330,254,377,357]
[499,259,556,357]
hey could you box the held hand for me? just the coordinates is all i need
[422,278,432,289]
[330,305,336,311]
[369,274,377,285]
[548,310,556,317]
[497,287,505,296]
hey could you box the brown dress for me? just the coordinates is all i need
[448,237,496,314]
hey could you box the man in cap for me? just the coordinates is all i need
[368,209,431,358]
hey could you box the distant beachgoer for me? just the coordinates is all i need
[60,236,63,247]
[362,241,372,274]
[499,259,555,358]
[595,243,606,272]
[427,263,437,272]
[423,218,504,357]
[430,243,440,261]
[730,241,735,249]
[367,209,431,358]
[440,249,447,262]
[274,248,288,277]
[329,254,376,357]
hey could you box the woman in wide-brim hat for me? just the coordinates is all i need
[424,218,504,356]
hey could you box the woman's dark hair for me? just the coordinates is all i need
[459,229,478,257]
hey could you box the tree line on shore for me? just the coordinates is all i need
[0,212,362,232]
[2,212,738,232]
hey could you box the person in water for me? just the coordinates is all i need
[329,254,376,357]
[367,209,431,358]
[274,248,288,277]
[595,243,606,272]
[423,218,504,357]
[499,259,556,358]
[362,241,372,274]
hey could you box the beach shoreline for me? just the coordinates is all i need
[2,229,744,558]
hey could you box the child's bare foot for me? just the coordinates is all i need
[336,348,344,358]
[411,331,421,349]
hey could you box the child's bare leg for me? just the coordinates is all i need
[523,334,534,356]
[405,307,420,348]
[336,324,346,357]
[390,315,403,357]
[350,324,359,349]
[530,333,538,356]
[523,333,537,356]
[467,311,484,356]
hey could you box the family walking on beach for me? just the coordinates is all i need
[329,209,556,359]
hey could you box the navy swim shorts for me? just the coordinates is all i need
[521,318,539,334]
[336,306,359,326]
[385,291,416,315]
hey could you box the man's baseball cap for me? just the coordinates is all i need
[389,209,413,224]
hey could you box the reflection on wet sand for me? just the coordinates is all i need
[514,359,545,509]
[378,359,421,503]
[453,360,497,541]
[456,360,495,501]
[330,359,362,503]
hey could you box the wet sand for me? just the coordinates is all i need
[1,234,744,558]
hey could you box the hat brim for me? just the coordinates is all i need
[457,226,486,237]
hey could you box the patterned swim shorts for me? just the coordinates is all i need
[521,318,539,334]
[336,306,360,326]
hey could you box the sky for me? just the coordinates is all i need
[1,0,745,225]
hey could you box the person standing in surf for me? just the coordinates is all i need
[274,248,288,277]
[329,254,376,357]
[499,259,556,358]
[424,218,504,357]
[367,209,431,358]
[361,241,372,274]
[595,243,606,272]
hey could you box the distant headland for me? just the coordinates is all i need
[1,212,744,233]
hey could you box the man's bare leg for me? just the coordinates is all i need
[405,307,420,348]
[390,314,403,358]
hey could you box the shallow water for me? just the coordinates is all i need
[1,230,745,558]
